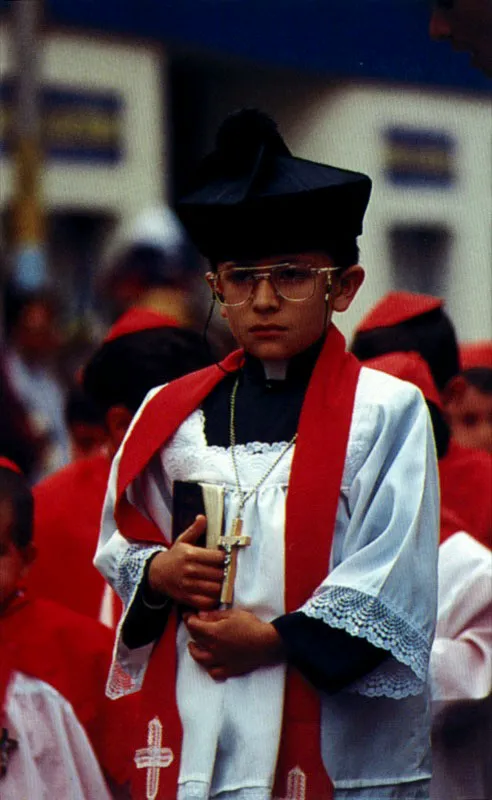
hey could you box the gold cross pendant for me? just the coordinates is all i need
[219,518,251,606]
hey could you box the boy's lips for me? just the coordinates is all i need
[249,325,287,332]
[249,325,288,337]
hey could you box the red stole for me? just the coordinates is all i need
[114,324,361,799]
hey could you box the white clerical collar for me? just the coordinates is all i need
[261,359,289,381]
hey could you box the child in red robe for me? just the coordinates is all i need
[352,292,492,549]
[0,458,135,796]
[443,340,492,455]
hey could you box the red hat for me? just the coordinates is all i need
[364,351,442,409]
[104,308,178,344]
[355,292,443,334]
[0,458,23,474]
[460,341,492,371]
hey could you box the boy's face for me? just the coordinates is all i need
[212,252,364,361]
[445,382,492,453]
[0,499,33,612]
[430,0,492,76]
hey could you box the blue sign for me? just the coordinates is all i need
[384,127,456,188]
[0,80,124,164]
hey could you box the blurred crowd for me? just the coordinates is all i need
[0,205,233,483]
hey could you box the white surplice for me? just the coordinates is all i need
[96,366,439,800]
[2,672,112,800]
[430,532,492,800]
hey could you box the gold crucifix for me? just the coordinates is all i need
[219,518,251,606]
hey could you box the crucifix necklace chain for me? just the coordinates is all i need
[218,374,297,606]
[229,374,298,515]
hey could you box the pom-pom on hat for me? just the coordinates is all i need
[104,308,178,344]
[355,291,443,334]
[460,341,492,371]
[364,352,443,409]
[177,108,372,263]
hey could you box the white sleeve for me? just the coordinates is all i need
[93,387,172,699]
[301,369,440,699]
[431,531,492,702]
[3,673,112,800]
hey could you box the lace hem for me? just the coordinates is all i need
[107,543,164,699]
[301,585,430,699]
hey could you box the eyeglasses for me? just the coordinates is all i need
[209,262,340,307]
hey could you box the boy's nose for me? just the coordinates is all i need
[251,275,280,308]
[429,10,452,40]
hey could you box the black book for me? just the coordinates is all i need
[172,480,207,546]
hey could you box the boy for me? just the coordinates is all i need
[443,341,492,455]
[351,292,492,548]
[96,110,439,799]
[0,458,132,797]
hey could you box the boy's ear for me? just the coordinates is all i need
[442,375,468,408]
[331,265,365,312]
[105,405,134,450]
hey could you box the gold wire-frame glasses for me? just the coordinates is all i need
[208,262,340,307]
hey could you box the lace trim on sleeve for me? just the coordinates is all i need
[106,543,165,699]
[115,543,165,607]
[301,585,430,699]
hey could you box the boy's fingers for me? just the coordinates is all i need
[188,580,223,598]
[193,548,226,566]
[186,614,214,638]
[175,514,207,545]
[190,564,225,582]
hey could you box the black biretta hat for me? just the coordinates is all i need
[177,109,372,263]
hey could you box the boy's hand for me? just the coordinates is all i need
[147,515,225,610]
[185,608,285,681]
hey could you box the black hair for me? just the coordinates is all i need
[462,367,492,395]
[426,401,451,460]
[0,466,34,549]
[83,326,214,415]
[351,307,460,392]
[65,384,106,429]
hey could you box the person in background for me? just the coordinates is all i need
[0,355,43,481]
[4,289,70,479]
[96,109,439,800]
[0,458,134,798]
[429,0,492,77]
[99,204,203,328]
[65,383,109,462]
[360,351,491,800]
[351,291,492,548]
[29,308,213,627]
[443,341,492,455]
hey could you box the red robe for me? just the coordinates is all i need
[0,594,136,787]
[30,453,121,624]
[439,440,492,548]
